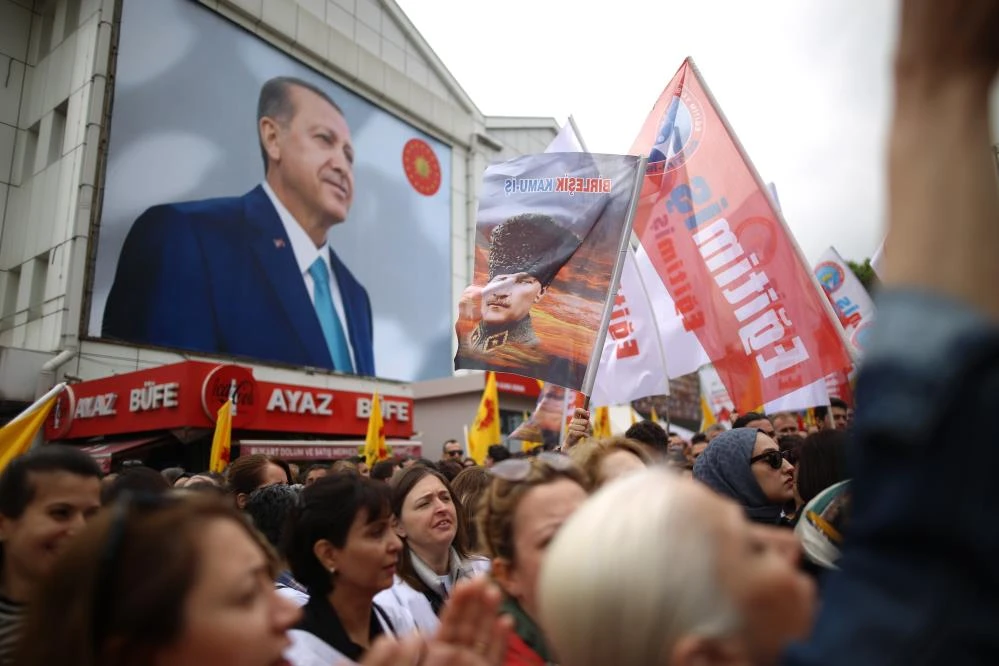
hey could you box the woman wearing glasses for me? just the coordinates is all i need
[479,453,589,665]
[375,465,489,635]
[693,428,795,526]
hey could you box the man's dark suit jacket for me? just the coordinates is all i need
[102,185,375,376]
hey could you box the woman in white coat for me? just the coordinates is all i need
[375,465,489,634]
[282,474,417,665]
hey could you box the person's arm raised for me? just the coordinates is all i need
[884,0,999,319]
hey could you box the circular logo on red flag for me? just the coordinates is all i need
[201,365,258,429]
[403,139,442,196]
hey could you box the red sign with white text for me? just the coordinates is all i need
[45,361,414,440]
[629,59,852,413]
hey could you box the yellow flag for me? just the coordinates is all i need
[208,399,233,474]
[650,406,660,424]
[468,372,501,465]
[592,406,612,438]
[0,384,64,473]
[700,395,717,431]
[364,392,388,467]
[630,408,638,425]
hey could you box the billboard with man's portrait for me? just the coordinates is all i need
[86,0,453,381]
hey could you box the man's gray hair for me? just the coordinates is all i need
[257,76,343,172]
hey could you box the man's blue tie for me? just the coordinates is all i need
[308,258,354,373]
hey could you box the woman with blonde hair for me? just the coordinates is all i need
[539,468,814,666]
[567,436,652,489]
[479,453,589,665]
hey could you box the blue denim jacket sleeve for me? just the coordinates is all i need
[783,290,999,666]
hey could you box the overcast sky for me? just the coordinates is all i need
[395,0,972,264]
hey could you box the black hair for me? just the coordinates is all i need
[437,460,463,482]
[370,461,396,482]
[257,76,343,171]
[796,431,849,506]
[0,445,102,520]
[778,434,806,455]
[100,466,170,506]
[830,397,850,410]
[300,464,329,484]
[245,483,301,552]
[487,445,511,463]
[624,420,669,456]
[691,433,708,445]
[160,467,186,485]
[732,412,768,429]
[283,474,392,596]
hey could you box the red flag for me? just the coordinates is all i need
[630,59,852,413]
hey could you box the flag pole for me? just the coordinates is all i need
[685,57,857,366]
[580,156,649,408]
[4,383,65,431]
[568,115,589,153]
[462,424,470,459]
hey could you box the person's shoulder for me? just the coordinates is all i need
[275,584,310,608]
[133,190,255,231]
[462,555,492,577]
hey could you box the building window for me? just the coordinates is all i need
[47,100,67,167]
[38,1,56,58]
[23,121,40,180]
[63,0,81,39]
[499,409,528,438]
[28,252,48,320]
[0,266,21,331]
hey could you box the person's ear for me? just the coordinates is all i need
[235,493,249,510]
[259,116,282,169]
[490,557,523,599]
[535,285,547,303]
[313,539,338,573]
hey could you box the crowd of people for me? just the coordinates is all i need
[0,1,996,663]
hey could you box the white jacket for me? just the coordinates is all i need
[284,603,412,666]
[373,555,491,635]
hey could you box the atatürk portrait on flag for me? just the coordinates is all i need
[454,152,643,390]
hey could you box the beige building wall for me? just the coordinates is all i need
[414,372,538,461]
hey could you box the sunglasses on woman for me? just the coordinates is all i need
[749,449,795,470]
[488,452,574,482]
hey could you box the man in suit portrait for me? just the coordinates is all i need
[102,76,374,376]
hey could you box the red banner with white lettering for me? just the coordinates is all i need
[629,59,851,413]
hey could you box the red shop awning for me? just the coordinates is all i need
[78,436,163,473]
